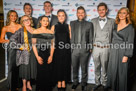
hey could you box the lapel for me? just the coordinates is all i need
[50,14,54,28]
[94,17,99,39]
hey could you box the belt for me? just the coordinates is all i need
[93,44,109,48]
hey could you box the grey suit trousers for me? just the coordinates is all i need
[72,49,90,86]
[92,47,109,86]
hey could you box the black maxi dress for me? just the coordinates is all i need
[32,33,54,91]
[6,32,19,90]
[107,24,135,91]
[53,22,71,83]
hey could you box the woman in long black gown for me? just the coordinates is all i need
[107,7,135,91]
[52,9,71,91]
[0,10,22,91]
[32,16,54,91]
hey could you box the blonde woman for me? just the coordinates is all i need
[10,15,36,91]
[107,7,135,91]
[0,10,21,91]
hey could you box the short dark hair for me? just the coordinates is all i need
[44,1,53,7]
[23,3,32,10]
[77,6,86,13]
[97,2,108,10]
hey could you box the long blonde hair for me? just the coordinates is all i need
[115,7,132,24]
[6,10,19,26]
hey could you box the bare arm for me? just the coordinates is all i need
[0,27,9,43]
[51,25,55,33]
[47,38,55,64]
[32,37,43,65]
[68,25,71,39]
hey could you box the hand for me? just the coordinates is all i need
[122,56,128,63]
[90,50,92,53]
[37,56,43,65]
[47,56,52,64]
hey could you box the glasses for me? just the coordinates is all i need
[23,19,30,22]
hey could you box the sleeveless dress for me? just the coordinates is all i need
[32,33,54,91]
[53,22,71,83]
[6,32,19,90]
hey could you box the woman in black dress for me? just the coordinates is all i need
[107,7,135,91]
[0,10,22,91]
[52,9,71,91]
[10,15,36,91]
[32,16,54,91]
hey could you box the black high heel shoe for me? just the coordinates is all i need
[61,87,66,91]
[57,87,62,91]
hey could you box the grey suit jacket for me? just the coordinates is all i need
[91,17,115,44]
[70,20,93,51]
[37,14,58,29]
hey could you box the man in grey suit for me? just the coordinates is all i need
[91,2,115,91]
[37,1,58,29]
[70,6,93,91]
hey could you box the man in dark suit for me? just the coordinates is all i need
[70,6,93,91]
[19,3,38,28]
[37,1,58,29]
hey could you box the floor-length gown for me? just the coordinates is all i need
[6,32,20,90]
[107,24,135,91]
[32,33,54,91]
[53,22,71,83]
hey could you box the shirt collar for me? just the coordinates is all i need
[45,13,52,18]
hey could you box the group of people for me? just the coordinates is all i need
[0,1,135,91]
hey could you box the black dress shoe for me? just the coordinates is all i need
[72,84,79,89]
[82,85,87,91]
[103,86,109,91]
[92,84,101,91]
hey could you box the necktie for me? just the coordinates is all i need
[78,22,82,43]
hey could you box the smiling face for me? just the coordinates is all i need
[118,9,128,21]
[77,9,86,21]
[24,5,32,16]
[9,12,17,22]
[58,11,66,23]
[97,6,108,18]
[40,17,49,27]
[22,16,31,27]
[44,3,52,14]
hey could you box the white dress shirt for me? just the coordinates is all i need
[45,14,52,22]
[99,17,107,29]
